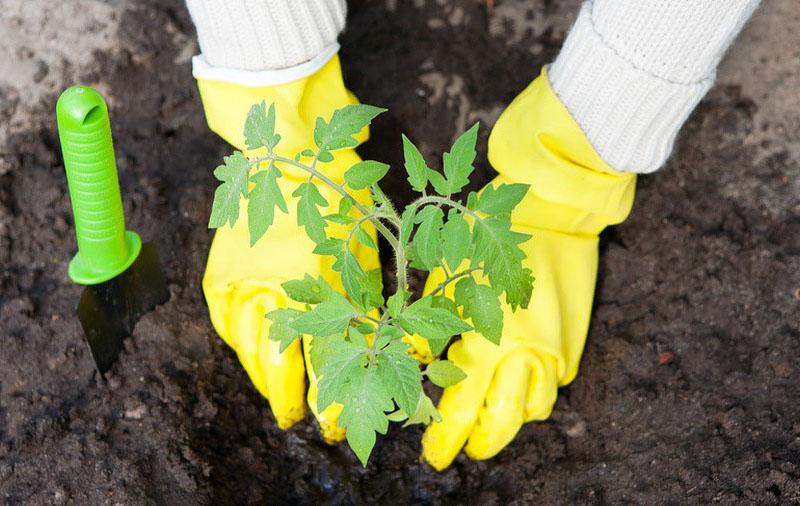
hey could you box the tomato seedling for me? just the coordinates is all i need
[209,102,534,465]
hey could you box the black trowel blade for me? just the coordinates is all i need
[77,242,169,374]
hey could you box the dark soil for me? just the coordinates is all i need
[1,1,798,504]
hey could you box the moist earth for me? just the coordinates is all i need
[1,1,799,504]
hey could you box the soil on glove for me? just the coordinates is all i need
[1,1,799,504]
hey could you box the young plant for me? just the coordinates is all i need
[209,102,534,465]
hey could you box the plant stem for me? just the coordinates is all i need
[395,248,408,297]
[251,153,415,321]
[441,261,452,278]
[356,313,382,325]
[367,311,391,365]
[306,152,320,182]
[254,154,401,251]
[346,213,378,245]
[372,184,408,296]
[408,195,481,221]
[428,266,481,297]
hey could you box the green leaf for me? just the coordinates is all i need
[472,183,529,215]
[317,149,334,163]
[509,269,535,313]
[344,160,390,190]
[376,341,422,415]
[266,308,303,352]
[332,251,381,310]
[243,101,280,150]
[309,333,343,373]
[430,294,459,316]
[293,182,329,243]
[355,321,375,335]
[426,169,449,195]
[375,324,404,350]
[398,296,471,356]
[291,292,356,336]
[386,392,442,427]
[314,104,386,152]
[337,251,368,308]
[400,206,416,244]
[371,185,392,210]
[337,366,394,466]
[362,268,385,309]
[386,410,408,423]
[454,277,503,344]
[441,122,479,194]
[466,191,478,210]
[426,339,449,357]
[281,274,332,305]
[209,151,250,229]
[247,165,287,245]
[403,392,442,426]
[324,212,355,225]
[473,216,534,310]
[338,196,353,216]
[405,242,428,271]
[441,210,471,270]
[426,359,467,388]
[316,334,369,412]
[413,206,444,270]
[313,238,344,256]
[348,325,370,348]
[386,291,406,318]
[402,134,429,192]
[355,225,377,250]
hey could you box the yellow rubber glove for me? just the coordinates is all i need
[419,68,637,470]
[198,55,379,441]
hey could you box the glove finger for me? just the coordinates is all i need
[464,349,531,460]
[403,333,434,364]
[421,337,497,470]
[229,289,307,429]
[303,334,346,443]
[524,351,560,422]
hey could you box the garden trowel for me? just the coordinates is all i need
[56,85,169,374]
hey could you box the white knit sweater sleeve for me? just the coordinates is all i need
[185,0,346,86]
[549,0,760,174]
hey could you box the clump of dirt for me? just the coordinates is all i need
[1,1,798,504]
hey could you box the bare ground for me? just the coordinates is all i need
[1,1,799,504]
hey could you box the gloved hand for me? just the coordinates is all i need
[199,55,379,441]
[418,68,637,470]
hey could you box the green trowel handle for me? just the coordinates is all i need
[56,86,141,285]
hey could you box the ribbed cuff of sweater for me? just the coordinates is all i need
[186,0,346,85]
[549,1,759,174]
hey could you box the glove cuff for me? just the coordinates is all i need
[192,43,340,88]
[488,68,636,235]
[548,1,758,174]
[186,0,346,74]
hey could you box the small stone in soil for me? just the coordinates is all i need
[124,403,147,420]
[658,351,676,365]
[566,421,587,438]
